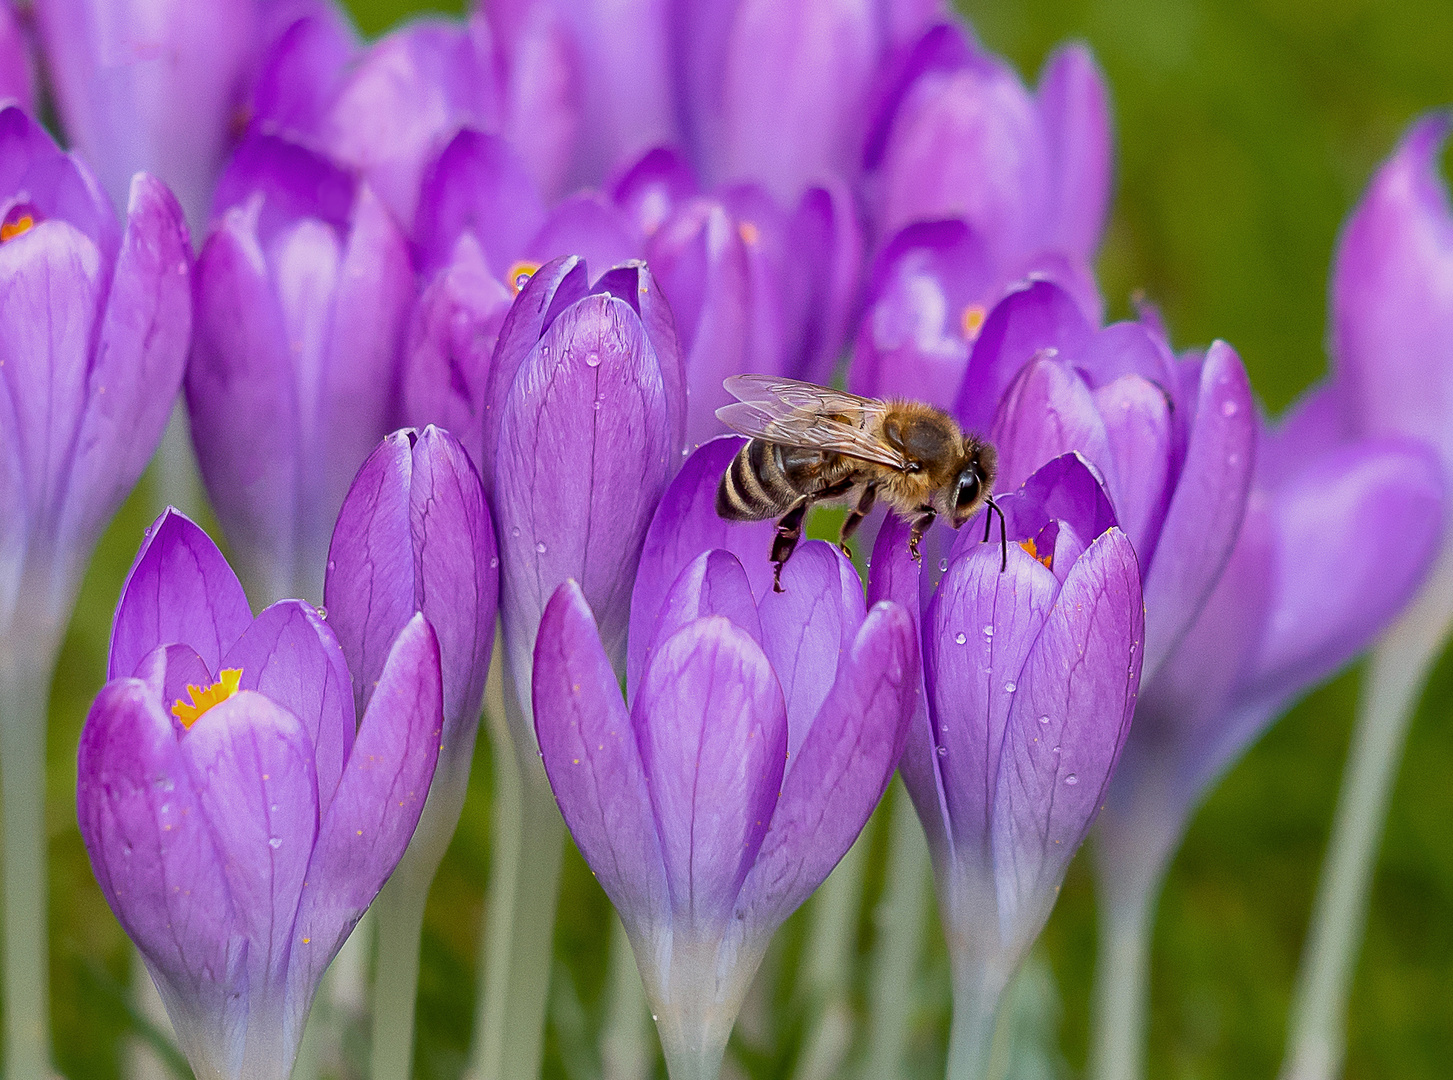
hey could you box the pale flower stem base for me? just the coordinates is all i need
[946,987,1003,1080]
[465,662,565,1080]
[0,635,59,1080]
[294,911,373,1080]
[788,827,870,1080]
[861,783,932,1080]
[125,945,179,1080]
[368,873,428,1080]
[1280,553,1453,1080]
[1088,878,1156,1080]
[601,914,655,1080]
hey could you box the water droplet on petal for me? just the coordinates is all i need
[1052,745,1062,754]
[585,351,602,368]
[1221,399,1238,417]
[938,558,948,571]
[1003,681,1016,693]
[269,837,283,849]
[489,557,499,569]
[937,745,948,757]
[982,624,994,638]
[652,1014,658,1023]
[327,560,336,572]
[1037,715,1050,725]
[954,631,967,645]
[536,541,547,554]
[1064,774,1078,786]
[511,526,521,538]
[314,605,326,620]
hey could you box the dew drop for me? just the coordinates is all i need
[593,399,602,410]
[1037,714,1050,725]
[511,526,521,538]
[652,1014,659,1023]
[1003,681,1016,693]
[536,540,547,554]
[938,558,948,572]
[327,560,336,572]
[954,631,967,645]
[937,745,948,756]
[314,605,327,620]
[982,624,994,638]
[268,837,283,849]
[489,556,499,569]
[864,557,872,568]
[1221,399,1238,417]
[1052,745,1062,754]
[1064,774,1078,786]
[585,350,602,368]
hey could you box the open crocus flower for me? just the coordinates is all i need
[533,439,919,1079]
[869,453,1143,1078]
[188,131,413,605]
[79,508,443,1080]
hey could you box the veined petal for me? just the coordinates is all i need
[525,191,640,271]
[990,355,1112,495]
[635,616,786,937]
[1036,43,1112,261]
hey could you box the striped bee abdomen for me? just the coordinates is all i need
[717,439,805,521]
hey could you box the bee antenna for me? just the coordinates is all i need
[981,496,1008,572]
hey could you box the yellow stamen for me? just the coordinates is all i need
[738,220,760,246]
[1020,537,1053,571]
[171,668,244,728]
[1,214,34,243]
[961,304,987,342]
[506,260,541,295]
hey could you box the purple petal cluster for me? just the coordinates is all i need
[0,104,191,635]
[80,510,443,1080]
[870,455,1143,1003]
[533,437,918,1070]
[188,133,413,605]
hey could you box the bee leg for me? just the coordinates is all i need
[908,507,936,564]
[771,498,811,592]
[839,484,877,559]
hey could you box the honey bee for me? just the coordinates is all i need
[715,375,1005,591]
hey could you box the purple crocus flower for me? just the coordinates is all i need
[532,438,919,1076]
[0,103,191,641]
[484,254,686,736]
[869,453,1143,1076]
[864,21,1111,269]
[80,509,443,1080]
[187,132,413,605]
[34,0,331,233]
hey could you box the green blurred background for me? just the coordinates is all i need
[36,1,1453,1078]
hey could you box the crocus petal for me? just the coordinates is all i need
[731,600,917,930]
[756,540,866,752]
[526,191,640,270]
[0,104,118,257]
[413,127,546,276]
[1090,374,1173,557]
[0,219,104,538]
[927,540,1058,870]
[635,549,763,703]
[611,144,700,240]
[288,613,442,1028]
[110,509,253,681]
[250,8,358,143]
[635,616,787,936]
[401,233,512,469]
[212,133,354,245]
[58,174,191,561]
[1139,340,1254,677]
[789,180,864,385]
[77,670,245,1077]
[629,437,779,689]
[1331,112,1453,473]
[0,4,33,112]
[533,581,669,933]
[991,526,1142,952]
[990,355,1113,494]
[492,3,579,203]
[179,690,319,996]
[1037,43,1111,261]
[222,600,355,811]
[955,279,1093,434]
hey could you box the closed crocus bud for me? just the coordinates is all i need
[870,453,1143,1077]
[82,509,443,1080]
[534,525,917,1077]
[483,255,686,760]
[188,132,413,605]
[866,23,1111,271]
[846,219,1101,408]
[0,104,191,644]
[960,280,1255,679]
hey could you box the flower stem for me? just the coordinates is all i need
[1279,553,1453,1080]
[601,914,654,1080]
[0,625,60,1080]
[1088,875,1156,1080]
[945,979,1003,1080]
[465,664,564,1080]
[861,784,932,1080]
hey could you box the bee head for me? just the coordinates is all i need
[949,439,997,527]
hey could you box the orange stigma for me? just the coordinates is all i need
[960,304,987,342]
[171,669,243,728]
[507,260,541,295]
[738,220,760,246]
[1020,536,1053,571]
[1,213,35,243]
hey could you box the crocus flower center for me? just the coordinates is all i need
[960,304,987,342]
[0,203,40,243]
[171,668,244,728]
[507,260,541,295]
[1020,535,1053,570]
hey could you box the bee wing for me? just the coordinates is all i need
[716,375,910,470]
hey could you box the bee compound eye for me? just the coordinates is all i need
[955,471,981,509]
